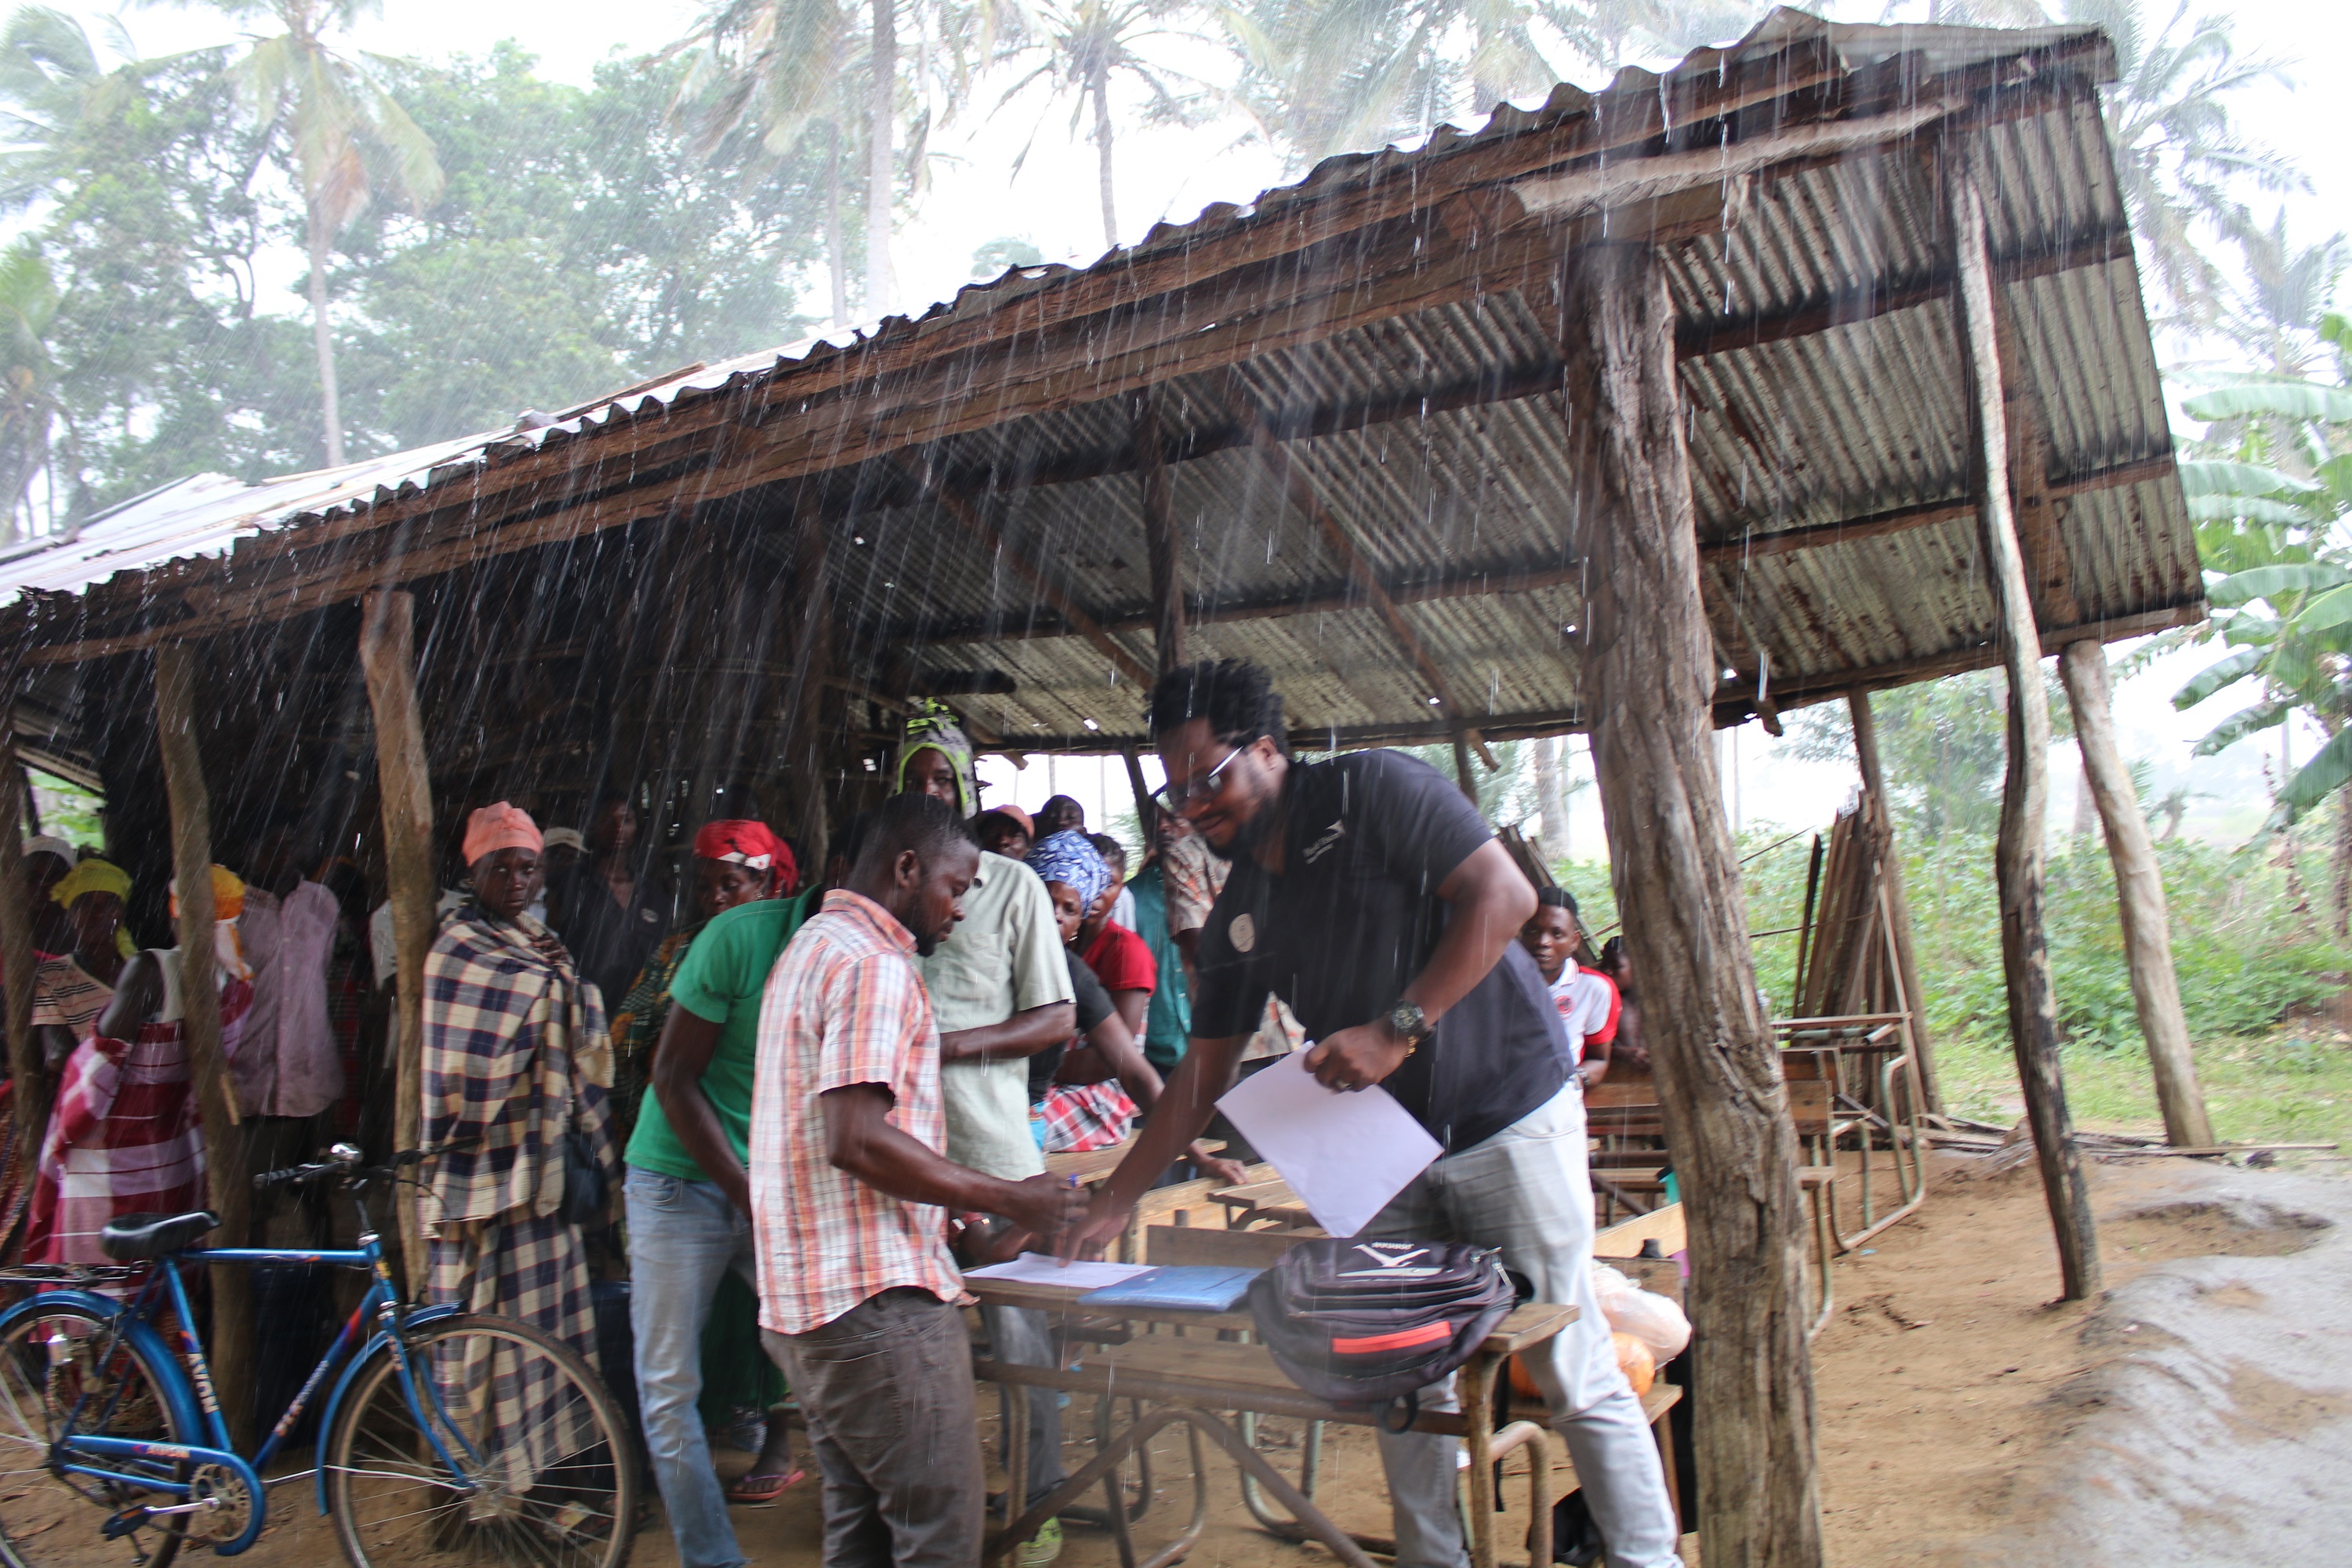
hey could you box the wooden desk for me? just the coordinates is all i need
[968,1277,1573,1568]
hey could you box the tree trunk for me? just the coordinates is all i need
[826,125,851,328]
[0,745,45,1145]
[154,642,257,1448]
[1534,735,1566,853]
[2059,640,2214,1149]
[1847,691,1941,1113]
[358,591,436,1293]
[865,0,895,315]
[1132,393,1182,674]
[1558,241,1820,1568]
[2333,758,2352,940]
[1092,74,1119,250]
[306,199,344,470]
[1451,733,1476,803]
[1950,157,2100,1301]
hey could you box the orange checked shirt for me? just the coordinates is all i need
[750,889,966,1334]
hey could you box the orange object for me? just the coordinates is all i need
[1613,1332,1656,1396]
[1507,1353,1542,1400]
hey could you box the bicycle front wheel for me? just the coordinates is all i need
[0,1298,193,1568]
[324,1312,636,1568]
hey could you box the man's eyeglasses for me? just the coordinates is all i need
[1152,745,1246,811]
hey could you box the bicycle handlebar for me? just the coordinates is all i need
[249,1137,477,1192]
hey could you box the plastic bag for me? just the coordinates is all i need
[1590,1262,1691,1362]
[1611,1332,1656,1396]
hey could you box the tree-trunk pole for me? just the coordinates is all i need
[1557,241,1820,1568]
[358,591,436,1293]
[1846,691,1942,1113]
[1133,393,1185,676]
[0,738,46,1145]
[1950,154,2100,1301]
[306,202,344,470]
[154,641,257,1447]
[2059,640,2214,1149]
[1451,734,1477,803]
[865,0,895,314]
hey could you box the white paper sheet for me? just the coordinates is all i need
[1214,1052,1442,1238]
[963,1254,1157,1290]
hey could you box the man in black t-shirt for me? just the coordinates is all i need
[1068,660,1682,1568]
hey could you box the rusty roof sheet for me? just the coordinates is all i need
[0,7,2197,755]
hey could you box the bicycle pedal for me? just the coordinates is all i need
[100,1506,146,1539]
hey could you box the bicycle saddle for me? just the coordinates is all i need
[100,1210,222,1261]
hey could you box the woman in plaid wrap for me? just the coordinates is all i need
[420,804,618,1485]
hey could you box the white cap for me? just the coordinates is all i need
[543,829,587,853]
[24,835,74,866]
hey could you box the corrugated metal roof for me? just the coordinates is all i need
[0,7,2198,762]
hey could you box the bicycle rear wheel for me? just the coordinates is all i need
[325,1312,635,1568]
[0,1299,192,1568]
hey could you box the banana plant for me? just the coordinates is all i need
[2174,312,2352,822]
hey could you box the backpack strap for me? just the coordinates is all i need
[1379,1388,1421,1434]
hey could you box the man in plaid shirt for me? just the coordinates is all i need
[752,793,1086,1568]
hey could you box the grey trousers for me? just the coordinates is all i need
[763,1289,984,1568]
[1366,1083,1685,1568]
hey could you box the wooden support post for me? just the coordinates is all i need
[2059,640,2214,1149]
[0,741,46,1145]
[1133,393,1186,676]
[1556,241,1820,1568]
[787,516,834,866]
[1846,691,1942,1113]
[1452,734,1477,803]
[1950,155,2100,1301]
[154,641,257,1447]
[1121,748,1153,822]
[358,591,436,1292]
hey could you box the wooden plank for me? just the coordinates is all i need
[1145,1224,1312,1268]
[155,641,256,1449]
[1593,1203,1687,1260]
[358,590,437,1294]
[1849,690,1940,1113]
[1951,151,2100,1301]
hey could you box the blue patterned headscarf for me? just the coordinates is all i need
[1026,829,1112,911]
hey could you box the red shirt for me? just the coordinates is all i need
[1082,921,1157,996]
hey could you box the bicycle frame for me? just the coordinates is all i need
[22,1228,474,1557]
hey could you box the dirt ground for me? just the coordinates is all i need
[45,1149,2351,1567]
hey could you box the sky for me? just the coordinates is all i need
[57,0,2352,854]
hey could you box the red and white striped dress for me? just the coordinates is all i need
[25,953,251,1267]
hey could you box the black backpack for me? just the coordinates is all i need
[1247,1238,1516,1425]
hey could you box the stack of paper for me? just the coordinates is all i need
[1214,1052,1443,1236]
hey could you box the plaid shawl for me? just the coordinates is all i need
[420,906,616,1234]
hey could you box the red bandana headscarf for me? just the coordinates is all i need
[694,819,796,895]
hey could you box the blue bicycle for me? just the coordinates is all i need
[0,1144,636,1568]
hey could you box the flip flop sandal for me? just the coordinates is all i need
[727,1468,807,1504]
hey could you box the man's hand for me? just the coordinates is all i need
[1303,1021,1414,1093]
[1056,1185,1134,1260]
[996,1174,1090,1241]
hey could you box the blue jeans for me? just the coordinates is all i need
[627,1166,760,1568]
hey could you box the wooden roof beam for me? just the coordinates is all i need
[1220,374,1497,765]
[891,458,1156,691]
[1697,452,2172,568]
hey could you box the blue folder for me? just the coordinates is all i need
[1076,1265,1263,1312]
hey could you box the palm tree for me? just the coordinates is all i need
[0,238,60,540]
[992,0,1214,249]
[672,0,864,325]
[205,0,441,468]
[1228,0,1556,172]
[0,5,136,206]
[2065,0,2296,325]
[677,0,929,320]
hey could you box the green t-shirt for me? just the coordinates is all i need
[623,887,819,1182]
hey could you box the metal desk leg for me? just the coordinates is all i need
[1002,1383,1029,1533]
[1236,1412,1327,1535]
[987,1405,1377,1568]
